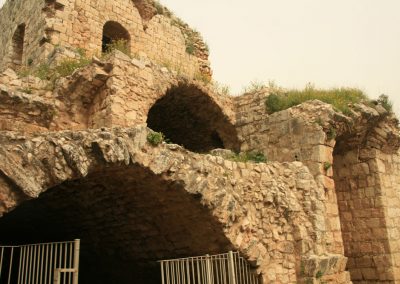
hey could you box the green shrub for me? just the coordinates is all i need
[18,87,33,94]
[316,270,324,279]
[104,39,130,56]
[35,63,52,80]
[147,131,165,146]
[265,85,367,115]
[377,94,393,112]
[55,58,91,77]
[323,162,332,171]
[154,1,165,15]
[194,72,211,84]
[185,41,195,55]
[229,151,267,163]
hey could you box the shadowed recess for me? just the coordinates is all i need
[147,84,240,153]
[0,166,232,284]
[102,21,130,53]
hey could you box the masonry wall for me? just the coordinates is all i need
[0,0,210,77]
[376,151,400,281]
[333,147,400,283]
[234,93,345,256]
[0,0,50,70]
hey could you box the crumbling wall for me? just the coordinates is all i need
[235,94,345,257]
[0,125,350,283]
[0,0,50,70]
[0,0,210,77]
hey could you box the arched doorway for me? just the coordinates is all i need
[0,165,232,284]
[102,21,130,53]
[147,84,240,153]
[9,24,25,69]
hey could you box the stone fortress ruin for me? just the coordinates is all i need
[0,0,400,283]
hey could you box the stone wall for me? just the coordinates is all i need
[0,0,210,77]
[233,90,400,283]
[0,0,49,70]
[235,93,345,256]
[0,125,350,283]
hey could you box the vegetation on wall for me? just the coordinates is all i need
[147,131,165,146]
[103,39,130,57]
[152,1,208,57]
[18,48,92,88]
[265,84,369,115]
[228,151,267,163]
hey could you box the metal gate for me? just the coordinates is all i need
[0,239,80,284]
[159,251,259,284]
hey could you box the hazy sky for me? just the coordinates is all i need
[1,0,399,113]
[160,0,400,114]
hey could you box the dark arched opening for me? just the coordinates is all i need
[10,24,25,69]
[0,166,232,284]
[147,84,240,153]
[102,21,130,53]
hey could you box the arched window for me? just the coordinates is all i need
[10,24,25,69]
[102,21,130,53]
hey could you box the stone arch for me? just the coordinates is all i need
[9,23,25,69]
[0,165,233,283]
[331,109,400,283]
[147,83,240,153]
[102,21,131,53]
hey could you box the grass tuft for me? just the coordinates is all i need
[147,131,165,146]
[104,39,130,57]
[265,85,368,115]
[229,151,267,163]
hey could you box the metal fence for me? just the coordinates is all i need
[159,251,259,284]
[0,239,80,284]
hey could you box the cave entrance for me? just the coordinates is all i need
[9,24,25,69]
[147,84,240,153]
[0,166,232,284]
[102,21,130,53]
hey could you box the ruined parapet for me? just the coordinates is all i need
[234,90,400,283]
[0,0,211,78]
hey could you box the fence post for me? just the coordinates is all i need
[72,239,80,284]
[228,251,236,284]
[206,254,212,284]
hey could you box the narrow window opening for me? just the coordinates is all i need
[102,21,130,53]
[10,24,25,69]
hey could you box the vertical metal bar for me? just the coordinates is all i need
[178,260,181,284]
[206,255,211,284]
[7,247,14,284]
[33,245,37,284]
[39,245,43,284]
[0,247,4,279]
[161,262,165,284]
[68,242,73,284]
[196,257,201,284]
[171,261,175,284]
[165,262,169,284]
[63,243,67,284]
[28,246,33,284]
[18,246,23,284]
[181,260,184,284]
[245,259,249,284]
[228,252,236,284]
[186,259,190,284]
[45,244,49,284]
[19,246,26,284]
[73,240,80,284]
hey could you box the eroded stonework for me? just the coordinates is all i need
[1,1,400,283]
